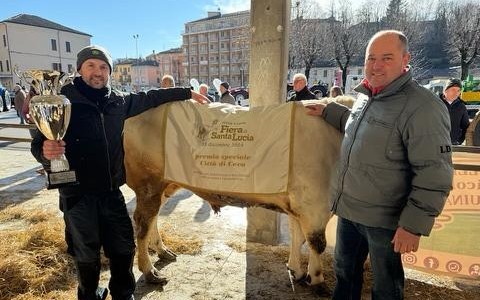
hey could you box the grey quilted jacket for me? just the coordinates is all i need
[323,69,453,236]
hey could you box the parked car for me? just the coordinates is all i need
[230,86,249,105]
[286,82,329,99]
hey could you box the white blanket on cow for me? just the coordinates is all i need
[164,101,294,194]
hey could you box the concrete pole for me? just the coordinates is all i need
[246,0,290,244]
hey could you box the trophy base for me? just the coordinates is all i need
[46,170,79,189]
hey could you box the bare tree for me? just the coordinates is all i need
[288,0,329,81]
[327,0,366,90]
[439,0,480,80]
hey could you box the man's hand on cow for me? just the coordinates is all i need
[305,103,326,117]
[190,90,210,104]
[391,227,420,254]
[43,140,66,160]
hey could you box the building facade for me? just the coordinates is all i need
[146,48,184,86]
[0,14,91,90]
[131,60,160,91]
[112,59,136,91]
[183,10,250,88]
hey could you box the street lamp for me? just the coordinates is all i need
[133,34,139,59]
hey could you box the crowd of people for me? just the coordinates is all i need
[6,28,476,300]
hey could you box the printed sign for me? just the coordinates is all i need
[403,169,480,279]
[164,101,294,194]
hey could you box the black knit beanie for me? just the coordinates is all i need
[77,45,113,74]
[445,78,462,91]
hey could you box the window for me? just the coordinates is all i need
[66,41,71,53]
[2,35,6,47]
[357,69,363,75]
[51,39,57,51]
[68,64,73,73]
[6,60,9,72]
[0,61,3,72]
[323,70,328,78]
[52,63,62,71]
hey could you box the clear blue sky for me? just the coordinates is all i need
[0,0,252,60]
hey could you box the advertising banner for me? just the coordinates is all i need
[164,101,294,194]
[402,167,480,279]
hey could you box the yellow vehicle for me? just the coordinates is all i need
[462,75,480,118]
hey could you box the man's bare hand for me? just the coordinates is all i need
[191,90,210,104]
[392,227,420,254]
[43,140,66,160]
[305,103,326,116]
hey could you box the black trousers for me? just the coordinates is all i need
[61,189,136,299]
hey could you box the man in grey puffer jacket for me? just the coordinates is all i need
[307,30,453,300]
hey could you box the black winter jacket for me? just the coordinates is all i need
[287,86,316,101]
[440,95,470,145]
[31,77,191,196]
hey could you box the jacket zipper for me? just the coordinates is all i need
[332,96,373,212]
[99,111,114,191]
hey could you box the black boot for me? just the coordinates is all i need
[108,254,136,300]
[75,260,109,300]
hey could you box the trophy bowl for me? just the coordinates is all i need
[29,94,78,189]
[29,94,71,142]
[18,69,78,189]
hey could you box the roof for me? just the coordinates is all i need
[157,47,183,55]
[186,10,249,24]
[1,14,91,37]
[132,60,159,67]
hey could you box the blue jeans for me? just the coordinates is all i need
[333,217,404,300]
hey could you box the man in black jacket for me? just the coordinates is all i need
[287,73,316,101]
[31,45,207,300]
[440,78,470,145]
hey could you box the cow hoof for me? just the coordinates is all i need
[312,282,331,297]
[145,268,168,285]
[295,273,309,284]
[158,247,177,261]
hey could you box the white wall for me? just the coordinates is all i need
[0,22,90,88]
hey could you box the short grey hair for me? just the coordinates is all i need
[293,73,307,83]
[368,30,409,53]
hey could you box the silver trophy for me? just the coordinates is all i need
[17,69,78,189]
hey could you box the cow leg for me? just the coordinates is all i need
[148,184,181,260]
[302,217,331,297]
[133,188,167,284]
[149,215,176,261]
[287,215,307,281]
[306,230,326,283]
[305,226,331,297]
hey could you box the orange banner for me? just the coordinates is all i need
[402,170,480,279]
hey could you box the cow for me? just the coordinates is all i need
[124,98,352,293]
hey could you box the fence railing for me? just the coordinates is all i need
[0,122,35,142]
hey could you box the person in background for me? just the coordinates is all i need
[0,85,8,112]
[199,83,214,102]
[160,74,175,88]
[440,78,470,145]
[219,81,235,104]
[306,30,453,300]
[13,84,26,124]
[470,111,480,146]
[31,45,207,300]
[287,73,316,101]
[23,84,39,132]
[330,85,343,98]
